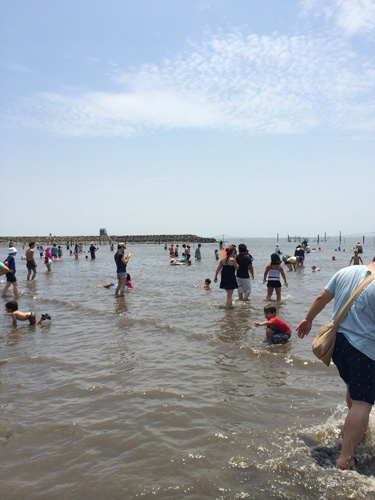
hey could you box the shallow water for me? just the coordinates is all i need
[1,238,375,499]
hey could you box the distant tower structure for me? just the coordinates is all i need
[100,228,108,237]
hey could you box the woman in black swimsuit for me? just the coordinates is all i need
[214,246,239,308]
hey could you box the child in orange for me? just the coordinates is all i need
[253,305,291,344]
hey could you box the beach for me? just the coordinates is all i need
[1,237,375,499]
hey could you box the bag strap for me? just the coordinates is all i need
[334,271,375,326]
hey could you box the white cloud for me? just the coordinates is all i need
[4,28,375,138]
[300,0,375,36]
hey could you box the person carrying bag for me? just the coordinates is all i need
[312,272,375,366]
[297,263,375,470]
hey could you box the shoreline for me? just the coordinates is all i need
[0,234,217,246]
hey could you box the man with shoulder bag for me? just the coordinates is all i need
[296,258,375,470]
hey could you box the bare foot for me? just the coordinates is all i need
[336,457,355,470]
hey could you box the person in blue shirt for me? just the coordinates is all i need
[0,260,10,276]
[297,259,375,470]
[2,247,18,296]
[51,244,58,258]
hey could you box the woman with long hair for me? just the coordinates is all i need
[214,246,239,308]
[263,253,288,301]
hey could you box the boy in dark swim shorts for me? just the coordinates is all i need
[5,301,51,327]
[253,305,291,344]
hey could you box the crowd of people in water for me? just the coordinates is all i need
[0,238,369,343]
[2,237,375,471]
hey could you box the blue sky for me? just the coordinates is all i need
[1,0,374,238]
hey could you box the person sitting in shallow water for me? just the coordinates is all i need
[100,275,133,289]
[99,282,117,288]
[125,273,133,288]
[253,305,291,344]
[170,259,191,266]
[5,301,51,327]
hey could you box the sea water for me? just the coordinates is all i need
[1,238,375,499]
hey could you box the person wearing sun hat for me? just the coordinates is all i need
[2,247,18,296]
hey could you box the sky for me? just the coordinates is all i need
[1,0,374,238]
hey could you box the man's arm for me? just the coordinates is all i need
[248,263,254,279]
[296,289,335,338]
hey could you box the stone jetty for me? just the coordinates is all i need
[0,234,217,246]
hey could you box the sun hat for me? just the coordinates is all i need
[8,247,17,254]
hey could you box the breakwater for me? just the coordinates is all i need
[0,234,216,246]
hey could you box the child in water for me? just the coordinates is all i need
[100,275,133,289]
[193,278,211,289]
[99,282,117,289]
[125,273,133,289]
[263,253,288,301]
[5,301,51,327]
[253,305,291,344]
[203,278,211,289]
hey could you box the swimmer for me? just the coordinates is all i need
[170,259,190,266]
[193,278,211,289]
[203,278,211,289]
[5,301,51,327]
[215,249,219,260]
[311,265,320,272]
[170,259,184,266]
[99,282,117,289]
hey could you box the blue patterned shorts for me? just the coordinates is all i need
[332,332,375,405]
[269,326,291,344]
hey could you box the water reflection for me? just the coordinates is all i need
[113,296,129,317]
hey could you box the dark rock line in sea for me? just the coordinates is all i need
[0,235,217,245]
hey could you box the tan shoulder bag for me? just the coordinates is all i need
[312,272,375,366]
